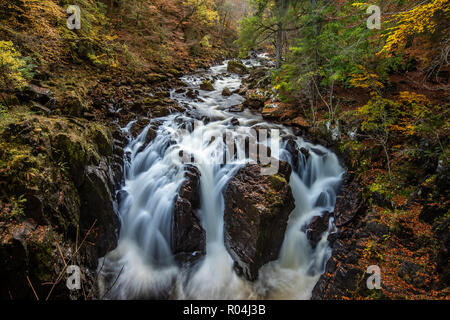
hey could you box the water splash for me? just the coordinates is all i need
[98,56,344,300]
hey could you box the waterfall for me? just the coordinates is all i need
[98,56,345,300]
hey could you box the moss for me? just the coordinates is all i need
[200,80,214,91]
[93,128,112,156]
[227,60,248,75]
[267,174,287,190]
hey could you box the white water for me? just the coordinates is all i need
[98,56,344,300]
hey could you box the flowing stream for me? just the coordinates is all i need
[98,55,345,299]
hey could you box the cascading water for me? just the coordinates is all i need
[98,55,345,300]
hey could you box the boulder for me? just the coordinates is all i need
[227,60,248,75]
[200,80,214,91]
[19,84,53,105]
[229,104,244,113]
[60,91,87,117]
[333,180,362,227]
[186,89,199,99]
[244,66,270,89]
[222,87,232,96]
[306,212,331,249]
[229,117,240,126]
[224,162,295,281]
[172,165,206,265]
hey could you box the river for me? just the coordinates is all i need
[98,55,344,300]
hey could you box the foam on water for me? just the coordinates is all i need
[98,55,344,299]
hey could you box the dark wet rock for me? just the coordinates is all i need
[310,147,327,157]
[284,137,309,173]
[186,89,199,99]
[223,162,295,281]
[230,117,240,126]
[53,134,88,187]
[136,126,157,154]
[79,161,120,258]
[398,261,425,287]
[18,84,53,105]
[130,118,151,137]
[314,192,329,207]
[419,203,447,223]
[60,92,88,117]
[333,180,362,227]
[312,264,363,300]
[243,97,265,110]
[172,165,206,264]
[306,212,331,249]
[222,87,232,96]
[229,104,244,113]
[93,129,113,157]
[227,60,248,75]
[244,67,270,89]
[200,80,214,91]
[366,221,389,238]
[433,217,450,288]
[238,84,248,96]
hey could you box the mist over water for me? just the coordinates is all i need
[98,55,344,300]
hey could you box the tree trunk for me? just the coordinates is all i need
[276,22,283,69]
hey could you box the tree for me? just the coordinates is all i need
[378,0,450,80]
[236,0,298,68]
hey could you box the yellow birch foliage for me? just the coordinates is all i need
[350,65,383,92]
[0,41,27,91]
[379,0,450,56]
[184,0,219,26]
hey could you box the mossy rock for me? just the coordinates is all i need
[59,91,88,117]
[227,60,248,75]
[145,73,168,84]
[93,129,112,157]
[53,134,88,187]
[200,80,214,91]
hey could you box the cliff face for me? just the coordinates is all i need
[0,112,125,299]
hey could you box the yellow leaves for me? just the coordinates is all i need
[350,65,383,91]
[184,0,219,26]
[351,2,370,10]
[398,91,430,106]
[378,0,450,56]
[358,90,434,137]
[0,41,28,91]
[389,122,416,136]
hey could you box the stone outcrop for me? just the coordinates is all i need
[223,162,295,281]
[172,165,206,265]
[0,116,124,299]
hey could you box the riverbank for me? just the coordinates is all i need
[238,58,449,300]
[0,0,239,300]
